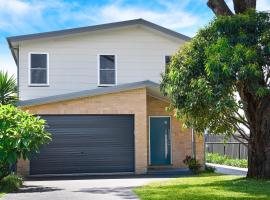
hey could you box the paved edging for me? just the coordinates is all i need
[206,163,247,176]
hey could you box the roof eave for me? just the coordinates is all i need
[17,80,166,107]
[7,19,191,43]
[7,38,18,67]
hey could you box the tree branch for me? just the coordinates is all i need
[233,0,256,14]
[231,134,249,147]
[207,0,234,16]
[229,115,250,129]
[226,117,250,142]
[234,123,250,141]
[232,111,250,128]
[245,0,256,9]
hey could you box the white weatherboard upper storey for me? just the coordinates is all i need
[17,25,185,100]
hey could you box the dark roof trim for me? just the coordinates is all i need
[18,80,162,107]
[7,19,191,43]
[7,39,18,66]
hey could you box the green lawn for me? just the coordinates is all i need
[0,193,5,198]
[134,173,270,200]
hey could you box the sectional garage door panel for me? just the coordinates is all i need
[30,115,135,175]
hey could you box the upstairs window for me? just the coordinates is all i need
[99,55,116,86]
[165,56,172,67]
[29,53,48,85]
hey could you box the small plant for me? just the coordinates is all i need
[204,165,216,173]
[183,155,201,174]
[0,175,23,192]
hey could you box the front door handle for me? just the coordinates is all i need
[165,131,168,159]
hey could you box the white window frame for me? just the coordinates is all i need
[97,54,117,86]
[164,55,172,67]
[28,52,49,86]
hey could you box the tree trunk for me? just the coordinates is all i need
[247,131,270,178]
[246,98,270,179]
[207,0,256,15]
[233,0,256,14]
[0,162,10,180]
[207,0,233,16]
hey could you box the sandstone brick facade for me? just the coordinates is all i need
[18,88,204,175]
[147,95,199,168]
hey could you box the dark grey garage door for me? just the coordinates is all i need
[30,115,134,175]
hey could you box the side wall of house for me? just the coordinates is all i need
[18,26,184,100]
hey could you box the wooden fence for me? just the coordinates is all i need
[205,135,248,159]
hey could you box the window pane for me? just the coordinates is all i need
[165,56,171,66]
[100,70,115,84]
[31,69,47,84]
[31,54,47,68]
[100,55,115,69]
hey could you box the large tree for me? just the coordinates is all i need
[161,0,270,178]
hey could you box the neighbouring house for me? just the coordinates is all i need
[7,19,204,176]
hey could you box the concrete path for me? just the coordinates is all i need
[2,175,178,200]
[206,163,247,176]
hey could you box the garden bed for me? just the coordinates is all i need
[206,153,247,168]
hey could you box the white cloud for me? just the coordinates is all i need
[226,0,270,12]
[0,0,31,15]
[0,0,43,33]
[0,0,201,34]
[257,0,270,11]
[97,4,198,29]
[0,54,17,76]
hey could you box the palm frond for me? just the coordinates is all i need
[0,70,18,105]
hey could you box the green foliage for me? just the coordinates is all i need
[0,105,51,179]
[0,175,23,192]
[183,155,201,174]
[161,11,270,136]
[206,153,247,168]
[0,71,17,105]
[204,165,216,173]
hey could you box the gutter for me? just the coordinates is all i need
[7,38,19,99]
[6,38,18,67]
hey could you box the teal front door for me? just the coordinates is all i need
[150,117,171,165]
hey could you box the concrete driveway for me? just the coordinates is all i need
[2,175,178,200]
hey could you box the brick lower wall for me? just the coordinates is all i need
[20,88,148,175]
[147,95,195,168]
[17,88,204,175]
[195,135,205,168]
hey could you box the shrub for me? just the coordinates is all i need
[0,105,51,179]
[206,153,247,168]
[204,165,216,173]
[183,155,201,174]
[0,175,23,192]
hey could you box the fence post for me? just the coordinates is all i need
[224,145,226,156]
[239,143,241,159]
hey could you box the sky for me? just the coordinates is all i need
[1,0,270,76]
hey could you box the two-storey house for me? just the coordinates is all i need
[7,19,204,176]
